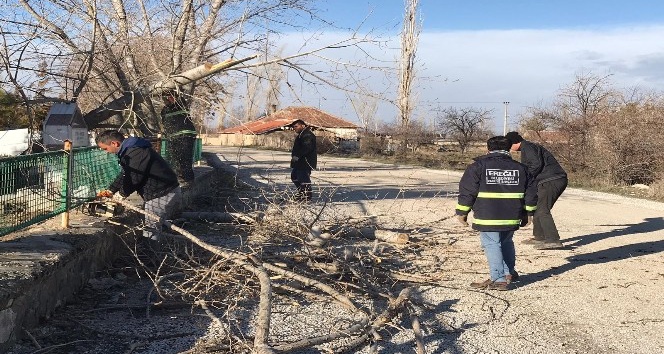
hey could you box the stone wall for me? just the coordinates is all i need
[0,168,214,353]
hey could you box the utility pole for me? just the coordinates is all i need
[502,101,510,135]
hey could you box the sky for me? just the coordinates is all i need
[275,0,664,133]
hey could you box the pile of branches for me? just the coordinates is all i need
[113,194,444,353]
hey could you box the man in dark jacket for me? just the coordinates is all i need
[506,131,568,250]
[161,90,197,186]
[456,136,537,290]
[96,130,181,244]
[290,119,317,201]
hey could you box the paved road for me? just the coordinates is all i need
[205,146,664,353]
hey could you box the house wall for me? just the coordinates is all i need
[321,127,358,139]
[202,132,292,150]
[202,130,351,152]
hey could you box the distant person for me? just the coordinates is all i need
[96,130,181,248]
[506,131,568,250]
[456,136,537,290]
[161,89,197,187]
[290,119,317,201]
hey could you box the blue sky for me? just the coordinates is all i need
[322,0,664,31]
[274,1,664,133]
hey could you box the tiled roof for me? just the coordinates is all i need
[220,106,358,134]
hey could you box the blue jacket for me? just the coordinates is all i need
[456,151,538,231]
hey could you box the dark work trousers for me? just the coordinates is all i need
[168,136,196,183]
[533,177,568,242]
[291,168,312,200]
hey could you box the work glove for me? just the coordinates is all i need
[97,190,113,199]
[111,193,126,202]
[456,214,469,226]
[291,156,299,163]
[520,214,533,227]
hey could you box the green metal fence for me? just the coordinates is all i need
[0,147,120,237]
[0,137,203,237]
[159,137,203,162]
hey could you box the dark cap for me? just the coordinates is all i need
[505,131,524,145]
[290,119,306,126]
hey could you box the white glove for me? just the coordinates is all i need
[112,193,126,202]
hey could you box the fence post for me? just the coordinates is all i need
[196,135,202,166]
[61,140,73,228]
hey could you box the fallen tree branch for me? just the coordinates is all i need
[178,211,258,224]
[407,304,426,354]
[114,200,275,353]
[271,318,370,352]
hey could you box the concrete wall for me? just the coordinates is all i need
[0,229,121,353]
[0,168,215,353]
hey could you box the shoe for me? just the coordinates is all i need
[522,238,544,244]
[505,271,519,284]
[470,279,492,289]
[487,281,509,291]
[534,241,564,250]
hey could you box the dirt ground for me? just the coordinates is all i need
[7,146,664,354]
[205,146,664,353]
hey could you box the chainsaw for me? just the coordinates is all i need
[80,201,124,218]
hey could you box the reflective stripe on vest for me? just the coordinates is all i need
[456,204,471,211]
[171,130,197,137]
[164,110,188,118]
[473,218,521,226]
[477,192,524,199]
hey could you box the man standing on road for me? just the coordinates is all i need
[96,130,181,249]
[456,136,537,290]
[290,119,317,202]
[161,89,197,188]
[506,131,568,250]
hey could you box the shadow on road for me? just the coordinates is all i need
[522,218,664,286]
[564,217,664,248]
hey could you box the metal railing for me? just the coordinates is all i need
[0,137,203,237]
[0,147,120,237]
[159,137,203,162]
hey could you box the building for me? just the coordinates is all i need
[208,106,359,150]
[42,102,90,149]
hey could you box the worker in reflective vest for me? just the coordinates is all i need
[161,89,197,186]
[456,136,537,291]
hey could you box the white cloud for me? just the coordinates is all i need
[275,25,664,132]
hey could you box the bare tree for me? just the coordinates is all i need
[244,67,264,122]
[262,51,286,116]
[0,0,386,137]
[552,72,619,169]
[348,92,378,134]
[397,0,420,128]
[213,80,237,132]
[592,91,664,185]
[437,106,492,153]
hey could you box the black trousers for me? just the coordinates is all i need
[290,168,312,200]
[533,177,568,242]
[168,136,196,183]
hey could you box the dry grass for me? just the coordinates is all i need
[354,145,664,203]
